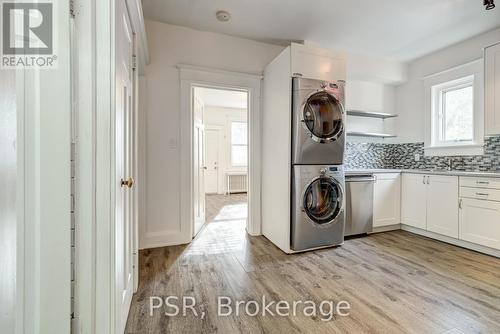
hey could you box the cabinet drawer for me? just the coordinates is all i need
[460,187,500,202]
[460,177,500,190]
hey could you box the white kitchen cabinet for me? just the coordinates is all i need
[401,174,427,230]
[459,198,500,250]
[426,175,459,238]
[290,43,346,82]
[402,174,459,237]
[373,173,401,228]
[485,42,500,135]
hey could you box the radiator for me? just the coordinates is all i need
[227,173,248,193]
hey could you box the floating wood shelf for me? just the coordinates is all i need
[346,110,398,119]
[347,131,397,139]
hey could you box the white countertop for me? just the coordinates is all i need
[346,169,500,178]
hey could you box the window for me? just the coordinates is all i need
[424,60,484,157]
[433,76,474,145]
[230,121,247,166]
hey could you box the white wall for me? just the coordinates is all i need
[394,28,500,144]
[141,21,284,249]
[346,53,407,85]
[345,80,397,143]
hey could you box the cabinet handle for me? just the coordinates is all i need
[423,176,426,184]
[459,199,463,209]
[475,192,489,197]
[427,176,430,185]
[476,181,489,184]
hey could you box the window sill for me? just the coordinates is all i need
[225,169,248,174]
[424,144,484,157]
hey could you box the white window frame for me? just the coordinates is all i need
[230,120,248,167]
[432,76,475,146]
[424,59,484,157]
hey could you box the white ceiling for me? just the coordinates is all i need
[142,0,500,62]
[194,87,248,109]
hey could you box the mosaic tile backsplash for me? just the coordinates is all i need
[346,136,500,172]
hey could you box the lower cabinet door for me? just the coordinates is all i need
[426,175,459,238]
[373,173,401,227]
[459,198,500,250]
[401,174,427,229]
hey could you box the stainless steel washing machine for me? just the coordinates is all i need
[291,165,345,251]
[292,77,346,165]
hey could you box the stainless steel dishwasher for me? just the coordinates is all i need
[345,174,375,236]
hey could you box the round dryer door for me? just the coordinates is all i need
[302,91,344,143]
[302,176,343,226]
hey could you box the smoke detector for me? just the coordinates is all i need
[216,10,231,22]
[484,0,495,10]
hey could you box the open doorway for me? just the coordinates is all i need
[192,87,249,238]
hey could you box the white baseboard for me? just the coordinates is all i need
[369,224,401,234]
[245,227,261,237]
[140,231,191,250]
[401,225,500,258]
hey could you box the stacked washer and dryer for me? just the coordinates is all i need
[291,78,346,251]
[261,43,347,253]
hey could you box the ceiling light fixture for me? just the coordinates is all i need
[484,0,495,10]
[216,10,231,22]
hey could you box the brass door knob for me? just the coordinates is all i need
[121,177,134,188]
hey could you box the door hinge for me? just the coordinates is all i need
[132,55,137,71]
[70,0,75,18]
[71,317,80,334]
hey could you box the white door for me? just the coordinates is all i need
[115,1,134,332]
[401,174,427,230]
[459,198,500,250]
[193,97,206,237]
[205,129,220,194]
[373,173,401,228]
[427,175,459,238]
[0,64,16,334]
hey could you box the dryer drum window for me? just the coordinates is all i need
[302,91,344,142]
[303,177,342,225]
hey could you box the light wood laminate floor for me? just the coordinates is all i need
[127,198,500,333]
[205,193,247,225]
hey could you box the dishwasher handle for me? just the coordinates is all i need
[346,176,376,182]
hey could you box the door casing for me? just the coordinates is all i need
[179,65,263,242]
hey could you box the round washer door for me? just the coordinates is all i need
[302,91,344,143]
[302,176,343,226]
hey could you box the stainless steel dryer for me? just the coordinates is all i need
[292,77,346,165]
[291,165,345,251]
